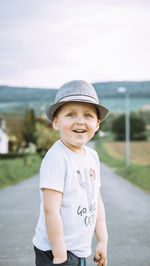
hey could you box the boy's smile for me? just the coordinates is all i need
[53,102,100,154]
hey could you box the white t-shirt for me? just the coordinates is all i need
[33,139,101,258]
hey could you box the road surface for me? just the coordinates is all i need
[0,163,150,266]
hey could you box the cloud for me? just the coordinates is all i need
[0,0,150,87]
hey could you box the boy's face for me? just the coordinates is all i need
[53,102,100,154]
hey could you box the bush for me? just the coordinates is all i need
[35,122,58,151]
[0,152,27,159]
[111,112,147,141]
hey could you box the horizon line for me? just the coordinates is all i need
[0,80,150,90]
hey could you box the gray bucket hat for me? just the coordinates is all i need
[46,80,110,124]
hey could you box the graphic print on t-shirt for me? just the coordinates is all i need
[76,168,97,227]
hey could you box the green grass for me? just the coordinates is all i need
[95,139,150,193]
[0,154,41,188]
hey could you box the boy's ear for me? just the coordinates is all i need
[52,117,59,131]
[95,119,100,132]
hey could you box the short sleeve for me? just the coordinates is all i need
[98,159,101,188]
[40,151,66,192]
[95,152,101,188]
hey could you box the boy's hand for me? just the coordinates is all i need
[94,241,107,266]
[53,255,67,264]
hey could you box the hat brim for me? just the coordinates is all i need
[46,99,110,124]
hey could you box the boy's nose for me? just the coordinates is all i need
[75,120,85,125]
[75,116,85,125]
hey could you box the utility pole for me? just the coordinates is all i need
[118,87,130,167]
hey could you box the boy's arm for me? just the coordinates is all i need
[43,188,67,264]
[94,191,108,266]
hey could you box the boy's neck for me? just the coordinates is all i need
[60,139,86,156]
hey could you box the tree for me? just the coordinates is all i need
[138,110,150,125]
[23,108,36,145]
[5,114,25,149]
[111,112,147,140]
[5,108,37,150]
[100,112,117,132]
[35,121,58,151]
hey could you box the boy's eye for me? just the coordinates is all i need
[67,113,75,117]
[85,113,92,118]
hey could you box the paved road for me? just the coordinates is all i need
[0,163,150,266]
[87,163,150,266]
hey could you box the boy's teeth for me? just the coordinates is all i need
[74,130,85,132]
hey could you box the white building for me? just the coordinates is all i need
[0,118,8,154]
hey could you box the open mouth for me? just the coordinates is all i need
[72,129,87,133]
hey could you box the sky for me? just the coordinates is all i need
[0,0,150,88]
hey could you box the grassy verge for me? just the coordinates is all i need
[0,153,41,189]
[95,139,150,193]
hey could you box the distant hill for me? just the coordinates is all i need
[0,86,57,103]
[93,81,150,98]
[0,81,150,114]
[0,81,150,103]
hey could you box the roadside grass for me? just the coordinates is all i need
[0,154,41,189]
[95,139,150,193]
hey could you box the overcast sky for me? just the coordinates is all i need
[0,0,150,88]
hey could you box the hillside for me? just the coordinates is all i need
[0,86,57,103]
[94,81,150,98]
[0,81,150,103]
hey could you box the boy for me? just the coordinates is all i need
[33,80,110,266]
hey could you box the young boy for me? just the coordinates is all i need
[33,80,110,266]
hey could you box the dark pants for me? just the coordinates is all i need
[34,246,86,266]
